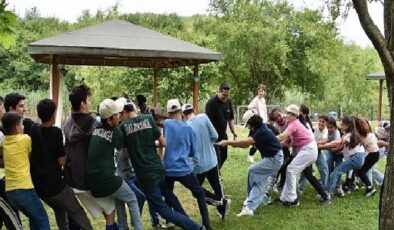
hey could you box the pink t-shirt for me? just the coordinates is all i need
[286,119,314,151]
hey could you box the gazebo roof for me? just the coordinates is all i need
[366,70,385,80]
[28,19,221,68]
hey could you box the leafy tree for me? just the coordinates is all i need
[0,0,17,48]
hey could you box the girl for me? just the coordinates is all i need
[354,117,379,196]
[246,84,268,163]
[276,105,330,207]
[217,110,283,216]
[322,116,366,196]
[319,116,344,197]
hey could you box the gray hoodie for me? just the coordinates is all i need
[63,113,96,190]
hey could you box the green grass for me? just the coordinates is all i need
[21,127,381,229]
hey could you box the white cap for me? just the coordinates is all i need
[243,109,258,125]
[167,99,181,113]
[181,103,194,113]
[115,97,136,111]
[99,98,124,119]
[285,104,299,116]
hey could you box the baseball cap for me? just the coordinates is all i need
[243,109,258,126]
[115,97,136,112]
[285,104,299,117]
[167,99,181,113]
[181,103,194,113]
[99,98,124,119]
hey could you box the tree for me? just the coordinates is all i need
[327,0,394,228]
[0,0,17,49]
[209,0,341,105]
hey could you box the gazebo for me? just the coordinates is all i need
[28,19,221,126]
[366,70,385,121]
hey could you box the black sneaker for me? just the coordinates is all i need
[366,187,377,197]
[283,199,300,207]
[217,198,230,220]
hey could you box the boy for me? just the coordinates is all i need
[114,97,163,230]
[164,99,210,229]
[4,93,34,135]
[63,85,115,224]
[1,112,49,230]
[30,99,93,230]
[119,99,203,230]
[87,98,142,230]
[182,103,230,219]
[0,97,22,230]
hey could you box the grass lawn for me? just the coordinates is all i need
[21,126,382,229]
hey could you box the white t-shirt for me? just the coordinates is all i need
[314,128,328,142]
[342,133,365,160]
[247,96,268,123]
[360,133,379,153]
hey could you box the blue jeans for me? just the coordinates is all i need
[326,151,343,187]
[326,152,365,194]
[368,167,384,186]
[116,176,160,229]
[6,189,50,230]
[142,181,201,230]
[165,173,210,227]
[299,150,329,190]
[112,181,143,230]
[246,152,283,211]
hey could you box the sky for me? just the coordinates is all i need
[8,0,384,47]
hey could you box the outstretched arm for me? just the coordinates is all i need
[217,137,255,148]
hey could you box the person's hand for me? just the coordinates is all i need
[216,140,228,147]
[233,133,238,140]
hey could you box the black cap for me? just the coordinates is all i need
[219,82,230,91]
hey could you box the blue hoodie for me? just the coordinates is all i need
[163,119,195,177]
[186,114,218,174]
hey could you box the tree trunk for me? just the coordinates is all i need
[351,0,394,229]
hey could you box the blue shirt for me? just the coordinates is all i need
[186,114,218,174]
[163,119,195,177]
[251,124,281,158]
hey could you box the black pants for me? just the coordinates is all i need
[249,147,257,156]
[277,147,292,188]
[196,166,225,207]
[215,144,228,169]
[302,165,328,200]
[0,178,22,230]
[358,151,380,188]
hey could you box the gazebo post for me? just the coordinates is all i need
[153,68,159,108]
[378,79,383,121]
[50,55,63,127]
[193,65,199,113]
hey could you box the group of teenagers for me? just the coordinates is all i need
[0,82,388,230]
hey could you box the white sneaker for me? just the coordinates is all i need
[247,155,255,163]
[237,207,254,217]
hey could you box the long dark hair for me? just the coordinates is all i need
[341,116,360,149]
[327,116,338,129]
[354,116,371,137]
[299,104,314,132]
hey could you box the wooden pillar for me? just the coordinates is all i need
[153,68,159,108]
[378,79,383,121]
[193,65,199,113]
[50,55,63,127]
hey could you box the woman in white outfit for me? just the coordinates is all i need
[246,84,268,163]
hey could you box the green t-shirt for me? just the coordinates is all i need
[120,114,163,189]
[86,122,123,197]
